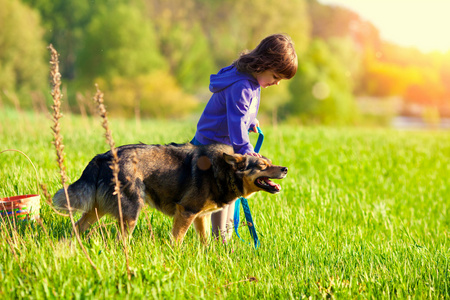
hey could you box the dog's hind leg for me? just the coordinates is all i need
[193,215,210,244]
[171,204,197,245]
[120,197,144,239]
[75,208,105,234]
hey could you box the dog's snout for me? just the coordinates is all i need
[281,167,288,173]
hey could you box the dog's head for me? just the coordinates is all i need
[223,153,288,196]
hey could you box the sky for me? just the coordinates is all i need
[317,0,450,53]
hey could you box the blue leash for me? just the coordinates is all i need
[234,127,264,249]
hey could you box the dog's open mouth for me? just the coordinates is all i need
[255,177,281,193]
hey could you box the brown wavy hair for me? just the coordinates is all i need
[233,33,298,79]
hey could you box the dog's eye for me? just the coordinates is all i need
[259,163,268,170]
[237,163,246,171]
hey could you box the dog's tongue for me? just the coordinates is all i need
[264,178,281,191]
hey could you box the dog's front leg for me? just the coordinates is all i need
[171,204,196,245]
[193,215,210,244]
[76,209,105,234]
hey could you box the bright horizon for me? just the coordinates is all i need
[318,0,450,53]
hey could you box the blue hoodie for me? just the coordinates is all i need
[194,65,261,154]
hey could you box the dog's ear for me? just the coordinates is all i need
[223,153,247,171]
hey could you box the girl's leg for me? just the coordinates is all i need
[211,200,237,242]
[211,207,228,241]
[225,199,236,240]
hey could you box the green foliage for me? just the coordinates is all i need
[95,71,199,118]
[159,23,216,92]
[283,39,358,125]
[21,0,93,79]
[77,4,167,83]
[259,82,291,124]
[1,110,449,298]
[0,0,47,93]
[206,0,310,66]
[2,0,450,120]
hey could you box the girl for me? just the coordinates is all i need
[191,33,298,242]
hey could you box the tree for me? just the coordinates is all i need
[143,0,216,92]
[205,0,310,66]
[0,0,47,95]
[22,0,93,80]
[308,0,381,51]
[95,71,198,118]
[440,53,450,114]
[76,4,167,83]
[282,39,358,125]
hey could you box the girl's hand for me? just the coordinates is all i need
[249,119,260,133]
[246,152,262,157]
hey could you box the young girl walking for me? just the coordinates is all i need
[191,33,298,242]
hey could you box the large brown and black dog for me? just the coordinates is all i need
[53,142,287,244]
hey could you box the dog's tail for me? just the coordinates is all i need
[52,159,99,212]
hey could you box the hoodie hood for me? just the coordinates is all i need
[209,65,259,93]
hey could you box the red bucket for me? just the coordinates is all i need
[0,194,40,221]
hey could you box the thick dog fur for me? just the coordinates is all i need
[53,143,287,244]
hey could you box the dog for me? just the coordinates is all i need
[53,142,288,244]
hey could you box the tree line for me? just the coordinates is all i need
[1,0,449,125]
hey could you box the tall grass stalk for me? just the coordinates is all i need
[93,83,132,280]
[47,44,100,276]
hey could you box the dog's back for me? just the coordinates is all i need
[52,143,233,216]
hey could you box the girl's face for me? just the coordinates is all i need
[254,70,283,88]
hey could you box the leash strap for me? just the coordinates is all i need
[234,126,264,249]
[234,197,260,248]
[253,126,264,153]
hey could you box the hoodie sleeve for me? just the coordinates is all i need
[225,81,255,154]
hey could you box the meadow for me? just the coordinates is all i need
[0,108,449,299]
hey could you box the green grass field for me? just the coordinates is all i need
[1,108,449,299]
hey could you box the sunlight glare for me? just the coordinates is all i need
[318,0,450,53]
